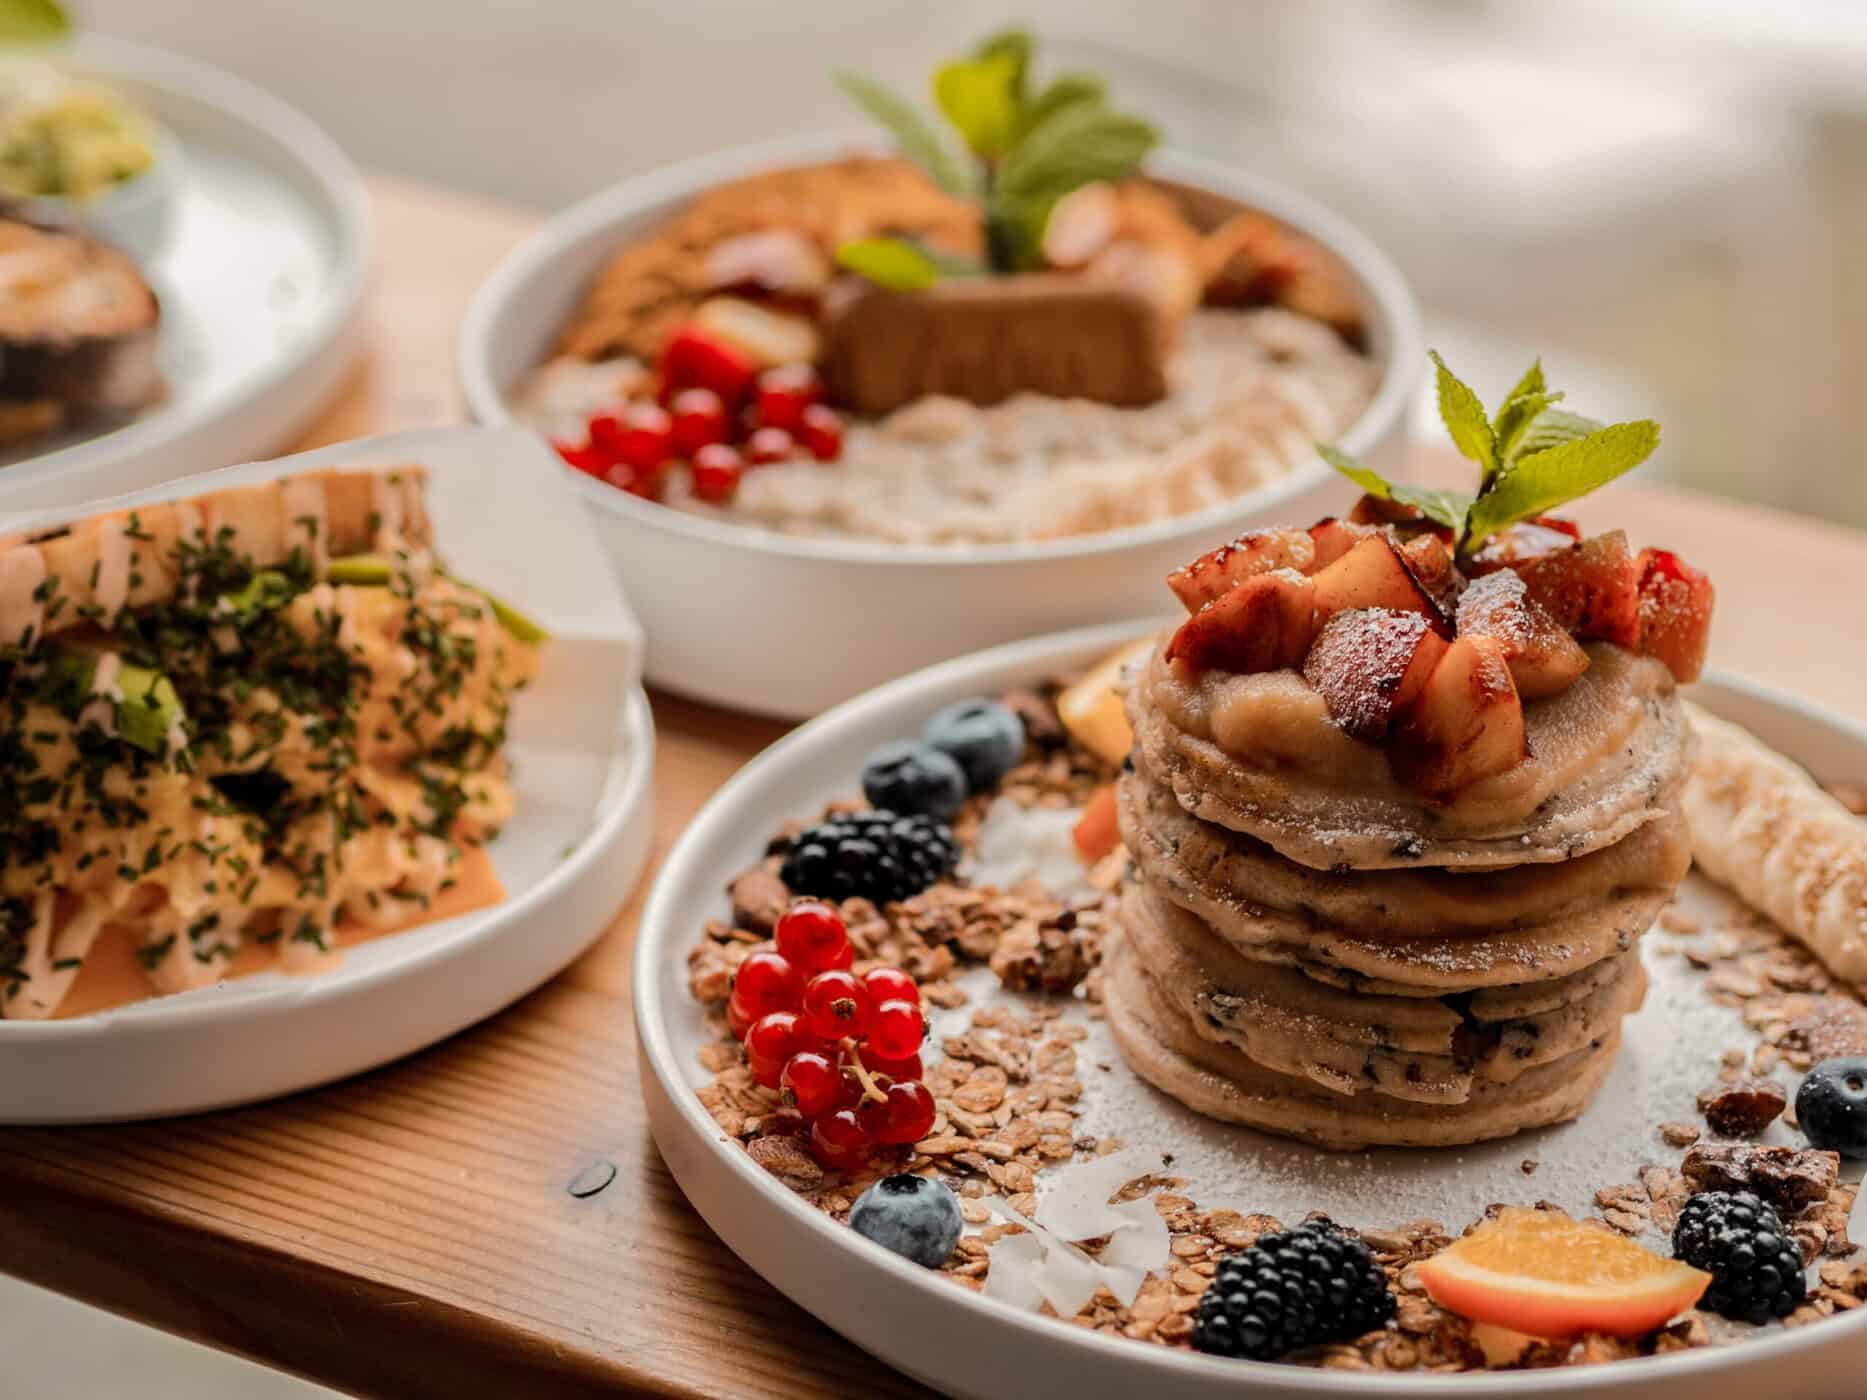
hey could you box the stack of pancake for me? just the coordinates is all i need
[1106,641,1696,1150]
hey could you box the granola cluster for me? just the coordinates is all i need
[683,684,1867,1374]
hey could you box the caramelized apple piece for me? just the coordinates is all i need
[1635,548,1714,683]
[1165,569,1316,675]
[1311,535,1450,634]
[1401,533,1462,607]
[1508,530,1640,646]
[1308,516,1377,571]
[1166,528,1316,613]
[1303,608,1450,741]
[1392,634,1528,795]
[1465,517,1581,575]
[1348,493,1454,542]
[1456,569,1591,700]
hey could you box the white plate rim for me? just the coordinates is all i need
[0,33,371,501]
[459,129,1425,570]
[634,620,1867,1398]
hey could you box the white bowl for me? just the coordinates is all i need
[3,123,183,265]
[462,133,1423,718]
[635,624,1867,1399]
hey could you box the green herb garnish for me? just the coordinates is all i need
[0,0,69,44]
[832,28,1159,282]
[1319,353,1660,564]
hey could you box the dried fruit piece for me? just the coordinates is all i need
[1679,1144,1839,1212]
[1700,1077,1787,1139]
[1416,1207,1709,1339]
[1072,784,1120,863]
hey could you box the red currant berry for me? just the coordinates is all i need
[859,965,918,1007]
[585,413,627,461]
[775,900,849,975]
[615,403,674,473]
[872,1079,936,1145]
[865,1050,922,1084]
[746,426,796,465]
[801,968,871,1041]
[726,992,756,1040]
[799,404,844,462]
[754,364,823,434]
[809,1106,874,1170]
[659,324,757,406]
[779,1050,841,1119]
[745,1010,806,1088]
[553,439,607,475]
[689,443,743,503]
[729,950,802,1033]
[668,387,728,456]
[867,998,925,1061]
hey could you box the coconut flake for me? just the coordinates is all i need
[981,1228,1048,1311]
[1033,1147,1158,1240]
[965,797,1093,896]
[978,1152,1170,1315]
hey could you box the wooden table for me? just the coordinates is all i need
[4,173,1866,1400]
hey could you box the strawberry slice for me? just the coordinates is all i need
[1635,548,1715,683]
[1166,528,1315,613]
[1165,569,1316,675]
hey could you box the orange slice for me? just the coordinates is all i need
[1057,637,1153,766]
[1415,1208,1710,1340]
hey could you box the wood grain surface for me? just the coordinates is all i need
[1,173,1865,1400]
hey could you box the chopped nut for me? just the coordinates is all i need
[1702,1077,1788,1138]
[1682,1144,1840,1211]
[1659,1121,1702,1147]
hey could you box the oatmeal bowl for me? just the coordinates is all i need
[634,357,1867,1396]
[461,34,1420,716]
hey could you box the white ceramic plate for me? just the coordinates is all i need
[0,35,369,513]
[461,132,1423,718]
[636,622,1867,1400]
[0,427,652,1123]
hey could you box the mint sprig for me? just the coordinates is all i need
[1320,354,1660,563]
[833,237,983,292]
[834,29,1159,281]
[0,0,70,43]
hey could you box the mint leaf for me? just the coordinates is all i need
[934,53,1022,158]
[1463,420,1660,552]
[1514,407,1604,458]
[833,71,975,197]
[995,100,1158,209]
[1318,445,1473,532]
[1013,73,1105,143]
[1493,390,1563,467]
[973,28,1032,102]
[1429,350,1497,482]
[835,237,943,291]
[0,0,69,42]
[1496,359,1546,418]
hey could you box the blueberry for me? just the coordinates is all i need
[923,699,1025,794]
[860,740,967,821]
[1796,1056,1867,1156]
[849,1173,963,1267]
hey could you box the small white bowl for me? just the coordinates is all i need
[4,122,182,265]
[462,133,1423,719]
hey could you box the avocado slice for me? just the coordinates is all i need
[325,555,548,644]
[221,569,295,618]
[114,662,184,756]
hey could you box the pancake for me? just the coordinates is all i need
[1132,642,1693,870]
[1123,886,1648,1104]
[1123,778,1667,993]
[1104,931,1623,1151]
[1122,757,1691,937]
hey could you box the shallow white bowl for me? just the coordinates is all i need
[4,123,184,264]
[0,426,653,1122]
[635,623,1867,1400]
[462,133,1422,718]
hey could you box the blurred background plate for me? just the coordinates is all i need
[0,35,369,513]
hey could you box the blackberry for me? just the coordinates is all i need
[1671,1191,1807,1323]
[779,809,959,904]
[1192,1219,1394,1361]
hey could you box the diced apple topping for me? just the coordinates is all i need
[1635,548,1714,683]
[1166,528,1316,613]
[1303,608,1449,741]
[1165,569,1316,675]
[1311,534,1450,634]
[1507,529,1640,646]
[1401,533,1461,607]
[1465,517,1581,575]
[1307,516,1377,571]
[1348,492,1454,543]
[1392,634,1530,795]
[1456,569,1591,700]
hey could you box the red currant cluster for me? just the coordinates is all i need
[726,898,935,1170]
[554,323,844,506]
